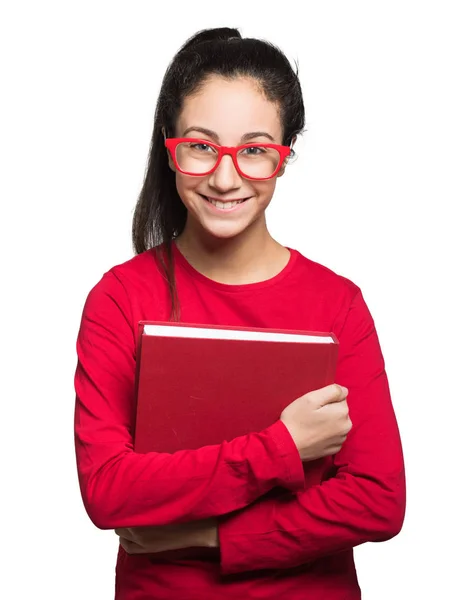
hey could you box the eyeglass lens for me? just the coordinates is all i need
[175,142,281,178]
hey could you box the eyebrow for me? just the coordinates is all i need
[182,126,276,143]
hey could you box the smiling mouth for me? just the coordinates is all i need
[200,195,250,210]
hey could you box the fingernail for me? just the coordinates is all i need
[341,386,349,395]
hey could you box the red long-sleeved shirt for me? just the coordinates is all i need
[74,242,405,599]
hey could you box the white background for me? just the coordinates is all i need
[1,1,451,598]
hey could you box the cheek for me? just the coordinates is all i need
[253,180,277,203]
[175,174,200,203]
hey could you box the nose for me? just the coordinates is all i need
[208,153,242,191]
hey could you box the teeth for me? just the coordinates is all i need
[207,198,244,209]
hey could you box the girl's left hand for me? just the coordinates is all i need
[115,518,219,555]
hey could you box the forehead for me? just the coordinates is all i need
[176,76,283,143]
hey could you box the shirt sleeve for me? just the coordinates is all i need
[217,288,406,574]
[74,270,304,530]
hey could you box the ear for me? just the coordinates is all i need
[277,135,298,178]
[167,151,177,173]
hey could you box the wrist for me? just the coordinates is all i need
[194,519,219,548]
[207,522,219,548]
[268,420,305,491]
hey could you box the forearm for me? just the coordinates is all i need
[76,414,304,530]
[218,464,405,573]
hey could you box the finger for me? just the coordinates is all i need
[322,400,351,423]
[314,384,348,408]
[120,537,144,554]
[115,527,133,539]
[119,537,130,552]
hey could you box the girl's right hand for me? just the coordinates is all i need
[280,384,352,461]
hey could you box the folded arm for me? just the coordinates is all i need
[217,289,406,574]
[74,271,304,530]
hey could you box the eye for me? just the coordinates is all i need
[241,146,266,155]
[189,143,215,152]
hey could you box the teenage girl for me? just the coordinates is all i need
[74,27,405,600]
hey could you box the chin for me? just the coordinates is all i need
[200,223,249,241]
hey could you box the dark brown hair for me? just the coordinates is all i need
[132,27,305,321]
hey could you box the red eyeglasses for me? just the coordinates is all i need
[165,138,291,180]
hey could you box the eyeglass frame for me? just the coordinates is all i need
[164,137,292,181]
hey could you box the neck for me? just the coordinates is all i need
[174,219,289,285]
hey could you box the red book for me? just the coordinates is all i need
[134,321,339,454]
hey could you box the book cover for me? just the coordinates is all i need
[134,321,339,454]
